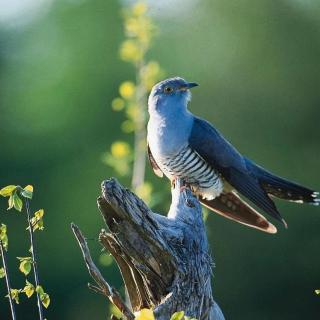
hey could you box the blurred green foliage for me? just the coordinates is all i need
[0,0,320,319]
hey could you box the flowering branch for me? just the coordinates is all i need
[103,1,164,204]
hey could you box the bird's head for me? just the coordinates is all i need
[148,77,198,114]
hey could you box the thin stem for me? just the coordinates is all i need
[131,59,147,192]
[131,124,147,191]
[0,240,16,320]
[25,199,44,320]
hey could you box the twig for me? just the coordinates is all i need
[88,283,105,295]
[25,198,44,320]
[71,223,135,320]
[0,240,16,320]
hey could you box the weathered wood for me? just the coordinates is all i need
[71,223,135,320]
[97,178,225,320]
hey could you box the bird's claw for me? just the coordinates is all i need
[180,181,195,207]
[180,185,188,193]
[171,178,195,207]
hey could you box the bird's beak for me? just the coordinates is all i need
[179,82,199,91]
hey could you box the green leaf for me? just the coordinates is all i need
[36,285,50,308]
[19,260,32,276]
[22,280,35,298]
[41,293,50,308]
[0,185,17,197]
[17,257,33,275]
[110,304,122,319]
[1,235,8,251]
[0,267,5,278]
[12,192,23,212]
[8,195,14,210]
[0,224,8,250]
[170,311,185,320]
[6,289,21,304]
[36,285,44,295]
[17,256,32,262]
[0,224,7,238]
[27,209,45,231]
[99,253,114,267]
[315,289,320,295]
[21,185,33,199]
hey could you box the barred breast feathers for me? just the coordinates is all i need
[160,145,223,200]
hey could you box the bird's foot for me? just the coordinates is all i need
[171,178,195,207]
[180,185,188,193]
[180,181,195,208]
[171,178,190,191]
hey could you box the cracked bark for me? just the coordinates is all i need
[74,178,224,320]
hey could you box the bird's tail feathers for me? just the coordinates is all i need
[200,192,277,234]
[245,158,320,205]
[227,167,286,225]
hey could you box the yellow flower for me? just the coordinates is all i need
[134,308,155,320]
[125,16,153,45]
[125,17,140,35]
[132,2,147,17]
[111,98,125,111]
[142,61,163,90]
[147,61,160,75]
[111,141,130,158]
[120,39,143,63]
[126,103,140,120]
[119,81,136,99]
[121,120,135,133]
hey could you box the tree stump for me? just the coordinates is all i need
[72,178,224,320]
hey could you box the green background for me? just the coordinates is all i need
[0,0,319,319]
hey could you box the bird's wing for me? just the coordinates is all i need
[189,116,285,224]
[201,191,277,234]
[147,144,163,178]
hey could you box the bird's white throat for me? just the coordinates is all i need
[147,110,194,158]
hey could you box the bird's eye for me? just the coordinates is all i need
[164,86,173,93]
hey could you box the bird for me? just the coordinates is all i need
[146,77,319,233]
